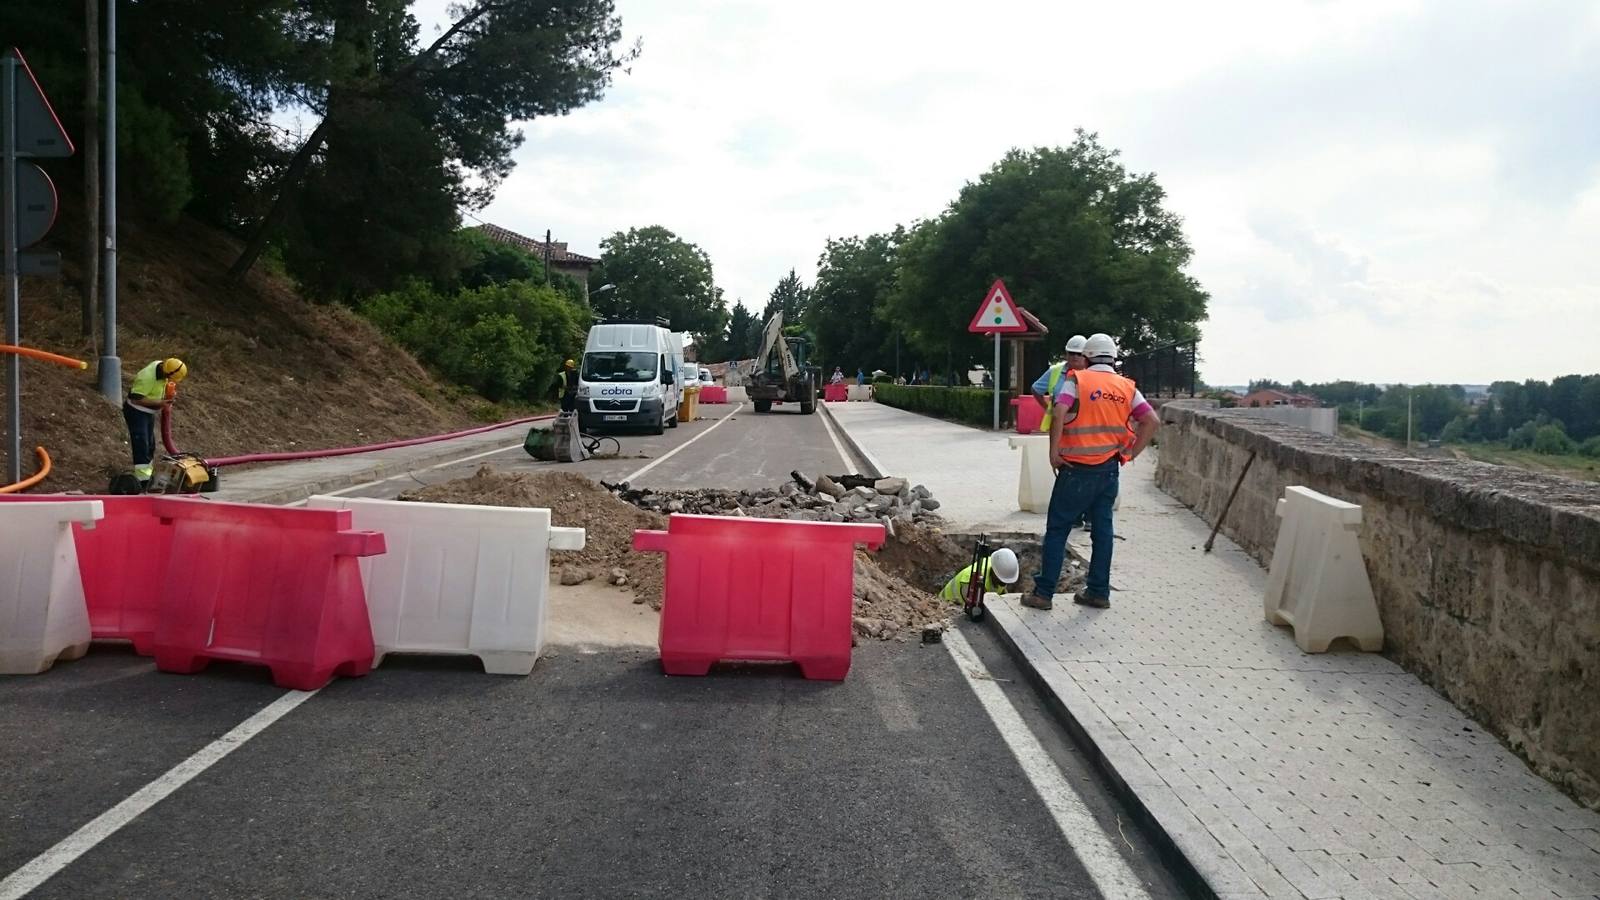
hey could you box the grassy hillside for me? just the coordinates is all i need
[6,206,530,493]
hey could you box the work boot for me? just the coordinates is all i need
[1073,591,1110,609]
[1020,593,1053,611]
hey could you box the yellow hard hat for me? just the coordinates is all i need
[564,359,576,369]
[160,358,188,383]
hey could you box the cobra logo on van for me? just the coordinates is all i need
[600,387,633,396]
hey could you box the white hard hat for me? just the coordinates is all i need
[1084,333,1118,360]
[988,548,1020,585]
[1065,334,1088,354]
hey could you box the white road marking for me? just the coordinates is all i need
[943,627,1154,900]
[619,403,744,484]
[287,441,525,506]
[816,403,858,472]
[819,404,888,476]
[0,690,319,899]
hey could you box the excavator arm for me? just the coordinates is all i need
[752,311,798,380]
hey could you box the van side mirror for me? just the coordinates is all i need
[662,370,673,385]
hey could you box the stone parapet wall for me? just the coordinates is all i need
[1155,402,1600,808]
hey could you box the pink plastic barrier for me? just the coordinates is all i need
[824,383,849,403]
[149,498,385,690]
[632,515,885,680]
[699,384,728,403]
[1011,395,1046,433]
[0,495,171,653]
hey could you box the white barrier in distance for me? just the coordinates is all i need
[1007,434,1053,514]
[0,500,103,674]
[1264,486,1383,653]
[306,496,585,675]
[846,384,873,402]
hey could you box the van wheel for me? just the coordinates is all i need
[754,400,772,413]
[652,413,665,435]
[668,411,678,428]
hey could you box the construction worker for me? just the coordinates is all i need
[123,358,187,485]
[559,358,579,412]
[830,366,845,385]
[938,547,1021,603]
[1031,334,1088,433]
[1022,333,1158,611]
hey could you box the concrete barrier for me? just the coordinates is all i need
[1156,402,1600,808]
[1006,434,1053,514]
[306,496,584,674]
[0,500,102,674]
[1264,486,1383,652]
[846,384,873,402]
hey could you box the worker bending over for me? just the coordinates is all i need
[938,547,1020,602]
[124,357,187,485]
[1023,334,1158,611]
[1031,334,1088,432]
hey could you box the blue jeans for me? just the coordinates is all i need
[1032,459,1119,601]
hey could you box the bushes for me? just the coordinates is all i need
[873,384,994,427]
[1581,436,1600,459]
[363,278,587,403]
[1532,423,1576,455]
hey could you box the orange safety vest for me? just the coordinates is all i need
[1057,369,1138,464]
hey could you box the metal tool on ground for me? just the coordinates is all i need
[962,533,993,622]
[524,413,621,462]
[1204,449,1256,553]
[745,311,818,414]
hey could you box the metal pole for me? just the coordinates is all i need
[95,0,120,402]
[4,57,22,482]
[992,331,1000,430]
[1407,393,1413,449]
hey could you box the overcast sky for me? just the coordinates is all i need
[416,0,1600,385]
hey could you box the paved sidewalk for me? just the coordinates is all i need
[208,419,542,504]
[830,400,1600,899]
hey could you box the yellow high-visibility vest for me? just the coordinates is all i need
[1040,362,1066,432]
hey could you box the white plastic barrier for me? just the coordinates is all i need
[846,384,873,402]
[0,500,103,674]
[305,496,585,675]
[1264,486,1383,653]
[1007,434,1053,514]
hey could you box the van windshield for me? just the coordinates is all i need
[582,351,658,382]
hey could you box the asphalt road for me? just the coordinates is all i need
[0,400,1190,899]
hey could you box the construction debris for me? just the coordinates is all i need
[599,473,943,531]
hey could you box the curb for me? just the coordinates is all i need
[219,424,538,506]
[823,400,1223,898]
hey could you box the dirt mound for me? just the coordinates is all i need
[399,467,667,608]
[852,551,955,640]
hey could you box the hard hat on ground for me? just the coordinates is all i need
[159,358,188,383]
[564,359,576,369]
[1065,334,1088,355]
[1084,333,1118,360]
[989,548,1020,585]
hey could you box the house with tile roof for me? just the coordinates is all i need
[474,223,600,296]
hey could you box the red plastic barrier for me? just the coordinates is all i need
[699,385,728,404]
[823,383,849,403]
[632,515,885,680]
[149,498,385,690]
[1011,395,1046,434]
[0,495,172,653]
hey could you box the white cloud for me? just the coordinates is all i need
[413,0,1600,382]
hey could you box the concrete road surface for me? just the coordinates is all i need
[1,399,1189,899]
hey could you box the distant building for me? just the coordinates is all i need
[1241,388,1320,408]
[474,223,599,296]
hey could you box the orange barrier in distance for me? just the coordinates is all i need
[0,447,53,494]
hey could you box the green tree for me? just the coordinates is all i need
[809,231,902,373]
[1533,423,1576,455]
[725,302,761,361]
[591,226,723,333]
[762,268,810,325]
[884,133,1208,366]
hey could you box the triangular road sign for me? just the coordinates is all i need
[4,48,75,158]
[968,279,1028,333]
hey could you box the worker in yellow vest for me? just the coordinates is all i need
[123,358,187,485]
[1031,334,1088,432]
[1022,334,1158,611]
[937,548,1020,603]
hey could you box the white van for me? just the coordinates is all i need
[577,323,682,434]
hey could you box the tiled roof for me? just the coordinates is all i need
[474,223,599,266]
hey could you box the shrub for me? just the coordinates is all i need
[1532,423,1576,455]
[873,384,995,427]
[1580,436,1600,459]
[1505,420,1539,450]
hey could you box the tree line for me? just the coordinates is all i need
[1244,377,1600,457]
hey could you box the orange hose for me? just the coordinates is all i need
[0,344,88,369]
[0,446,52,494]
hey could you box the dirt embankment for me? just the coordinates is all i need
[9,209,524,493]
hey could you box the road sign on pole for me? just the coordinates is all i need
[3,48,75,482]
[967,279,1027,429]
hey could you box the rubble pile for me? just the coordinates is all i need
[601,471,942,538]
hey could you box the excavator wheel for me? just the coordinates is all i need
[799,396,815,415]
[754,400,772,413]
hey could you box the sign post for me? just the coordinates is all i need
[2,48,75,482]
[967,279,1027,430]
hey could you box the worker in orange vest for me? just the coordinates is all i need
[1022,333,1159,611]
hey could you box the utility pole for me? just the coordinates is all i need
[1406,392,1413,449]
[543,228,551,285]
[83,0,100,339]
[95,0,121,403]
[4,55,19,482]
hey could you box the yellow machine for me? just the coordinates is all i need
[147,453,217,494]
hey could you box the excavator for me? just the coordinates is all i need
[745,311,819,414]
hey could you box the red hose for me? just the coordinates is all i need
[161,404,551,468]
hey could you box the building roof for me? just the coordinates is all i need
[474,223,599,267]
